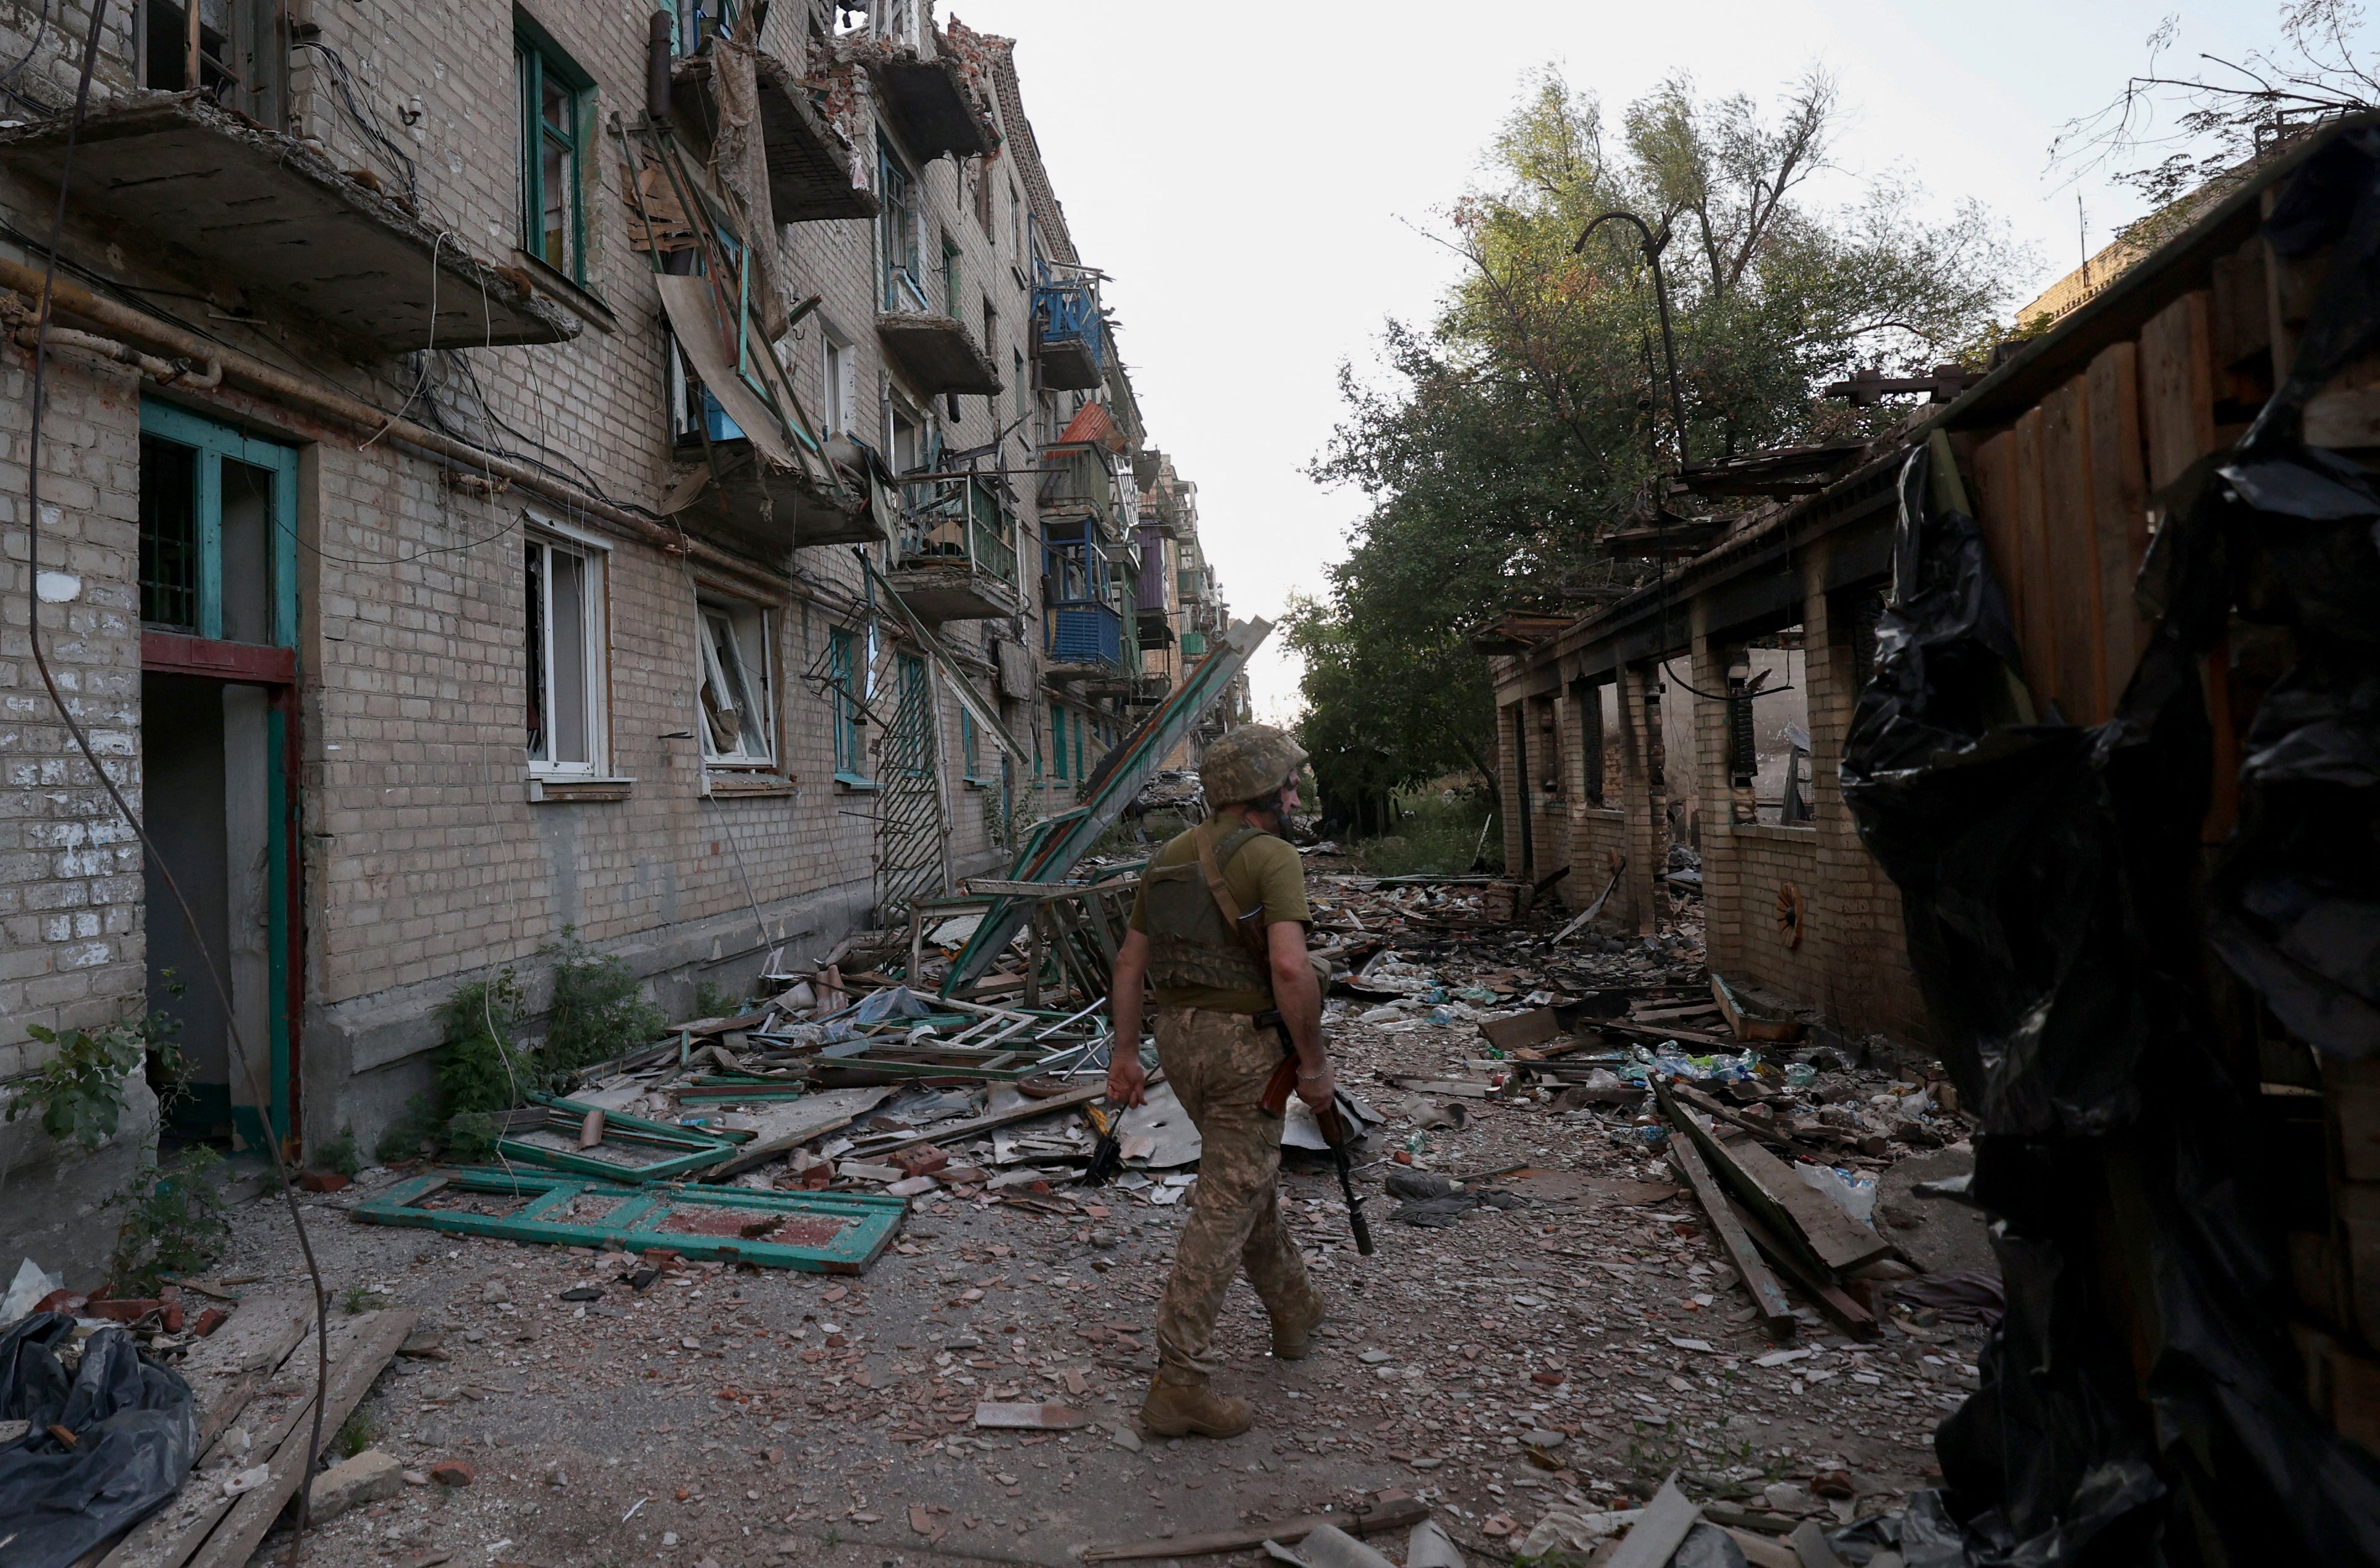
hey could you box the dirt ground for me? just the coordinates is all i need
[213,891,1983,1568]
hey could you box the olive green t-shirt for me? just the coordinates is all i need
[1127,817,1311,1014]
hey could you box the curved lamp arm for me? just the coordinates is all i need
[1576,211,1690,468]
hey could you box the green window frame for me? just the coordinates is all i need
[1050,702,1068,781]
[830,626,872,788]
[942,234,961,316]
[517,24,593,284]
[879,138,923,311]
[138,399,298,647]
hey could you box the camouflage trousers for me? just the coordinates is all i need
[1151,1008,1319,1383]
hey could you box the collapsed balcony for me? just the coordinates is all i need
[0,93,576,353]
[877,293,1002,396]
[671,51,880,223]
[884,472,1022,620]
[837,36,997,162]
[1032,274,1106,391]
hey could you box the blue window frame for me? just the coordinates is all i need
[517,23,593,284]
[138,400,298,647]
[830,626,872,787]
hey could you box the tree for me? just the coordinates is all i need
[1295,69,2023,824]
[2055,1,2380,235]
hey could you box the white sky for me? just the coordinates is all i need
[949,1,2324,715]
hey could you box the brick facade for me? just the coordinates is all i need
[0,0,1224,1191]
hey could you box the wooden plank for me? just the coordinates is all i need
[1726,1195,1878,1339]
[182,1310,420,1568]
[1721,1136,1892,1275]
[2039,376,2108,723]
[101,1310,402,1568]
[2008,407,2059,713]
[1080,1495,1429,1562]
[1965,430,2023,644]
[841,1079,1110,1158]
[1666,1128,1797,1336]
[2084,341,2151,706]
[2140,289,2215,491]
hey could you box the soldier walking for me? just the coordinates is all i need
[1104,724,1332,1438]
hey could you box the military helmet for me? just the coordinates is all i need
[1199,723,1309,806]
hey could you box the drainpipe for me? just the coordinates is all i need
[0,256,794,599]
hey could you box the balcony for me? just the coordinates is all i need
[885,473,1022,621]
[878,271,1002,395]
[1032,276,1107,391]
[1044,604,1134,689]
[0,94,576,353]
[670,439,883,557]
[835,33,997,162]
[1136,610,1175,651]
[672,51,879,223]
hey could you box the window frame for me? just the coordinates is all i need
[821,331,856,436]
[517,26,593,286]
[696,597,776,769]
[137,399,298,647]
[829,625,874,789]
[1050,702,1069,782]
[878,137,924,312]
[523,526,611,778]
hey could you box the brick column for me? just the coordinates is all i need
[1690,620,1743,980]
[1496,699,1525,875]
[1614,662,1662,934]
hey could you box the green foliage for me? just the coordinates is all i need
[1354,788,1502,877]
[7,1022,144,1149]
[106,1147,229,1296]
[443,1111,499,1163]
[339,1283,371,1315]
[543,930,665,1074]
[135,969,193,1121]
[435,967,529,1115]
[335,1407,374,1457]
[1301,69,2025,814]
[692,979,742,1021]
[375,1092,446,1165]
[316,1126,361,1177]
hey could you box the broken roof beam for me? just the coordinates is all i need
[0,93,577,353]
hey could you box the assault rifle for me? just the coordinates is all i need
[1255,1009,1375,1256]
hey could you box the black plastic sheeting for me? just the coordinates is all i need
[0,1310,197,1568]
[1836,120,2380,1567]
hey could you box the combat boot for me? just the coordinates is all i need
[1140,1372,1252,1438]
[1269,1289,1327,1360]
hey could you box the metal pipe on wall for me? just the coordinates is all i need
[0,255,803,604]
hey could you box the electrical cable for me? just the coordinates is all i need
[16,7,332,1565]
[290,39,418,205]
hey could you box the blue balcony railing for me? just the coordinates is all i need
[1047,603,1123,667]
[1032,276,1106,373]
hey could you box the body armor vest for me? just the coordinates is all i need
[1142,822,1273,995]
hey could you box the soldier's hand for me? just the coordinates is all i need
[1294,1063,1336,1115]
[1107,1052,1148,1108]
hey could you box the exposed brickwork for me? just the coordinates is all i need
[0,3,1217,1163]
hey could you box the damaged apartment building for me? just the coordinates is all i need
[0,0,1239,1271]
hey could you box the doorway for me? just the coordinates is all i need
[138,397,299,1154]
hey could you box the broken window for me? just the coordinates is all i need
[697,600,774,766]
[1051,702,1070,780]
[141,0,285,127]
[973,158,995,235]
[942,234,963,316]
[879,138,924,311]
[1721,630,1809,827]
[829,626,869,786]
[525,531,607,775]
[961,707,985,783]
[517,28,592,284]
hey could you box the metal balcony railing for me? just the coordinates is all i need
[1032,276,1105,369]
[895,473,1018,587]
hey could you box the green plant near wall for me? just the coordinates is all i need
[106,1146,230,1296]
[435,966,528,1115]
[542,929,665,1075]
[6,1022,144,1149]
